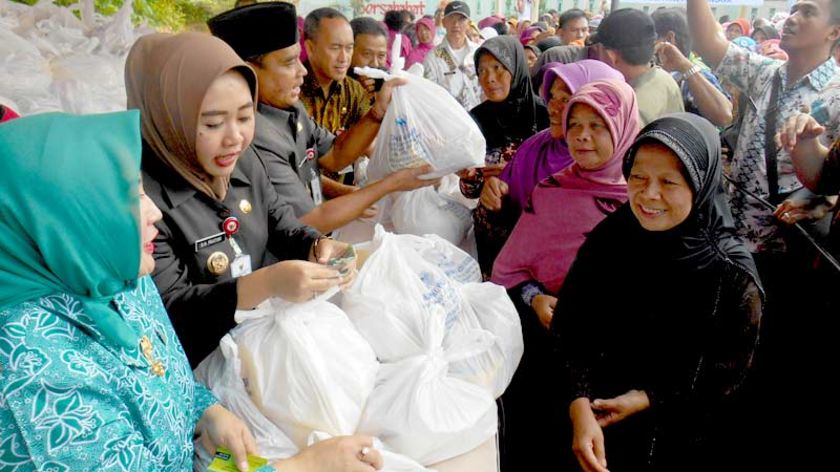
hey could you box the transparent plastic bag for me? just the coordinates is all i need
[357,67,486,181]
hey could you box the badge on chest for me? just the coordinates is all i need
[195,215,253,279]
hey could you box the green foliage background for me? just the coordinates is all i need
[9,0,235,31]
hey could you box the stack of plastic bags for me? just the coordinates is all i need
[0,0,148,115]
[343,226,523,464]
[196,226,523,469]
[195,296,431,472]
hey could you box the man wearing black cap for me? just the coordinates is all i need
[423,1,482,111]
[590,8,684,126]
[209,1,433,234]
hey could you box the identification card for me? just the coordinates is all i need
[231,254,252,278]
[207,447,270,472]
[311,175,323,206]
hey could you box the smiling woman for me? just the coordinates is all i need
[554,113,763,472]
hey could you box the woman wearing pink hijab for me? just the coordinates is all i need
[406,17,436,68]
[492,79,639,469]
[493,79,641,329]
[519,25,542,46]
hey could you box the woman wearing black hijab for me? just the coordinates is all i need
[553,114,763,472]
[461,35,550,279]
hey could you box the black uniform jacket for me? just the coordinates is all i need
[142,144,321,366]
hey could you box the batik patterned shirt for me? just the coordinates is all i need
[0,276,216,471]
[714,43,840,253]
[300,62,371,135]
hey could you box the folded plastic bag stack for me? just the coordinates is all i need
[0,0,150,115]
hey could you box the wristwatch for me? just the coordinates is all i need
[677,64,702,82]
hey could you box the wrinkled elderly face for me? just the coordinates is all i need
[477,52,512,102]
[567,103,614,170]
[627,142,694,232]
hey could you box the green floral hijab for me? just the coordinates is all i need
[0,111,142,349]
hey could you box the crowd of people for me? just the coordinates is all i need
[2,0,839,470]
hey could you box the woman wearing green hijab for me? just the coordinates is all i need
[0,109,385,472]
[0,110,265,470]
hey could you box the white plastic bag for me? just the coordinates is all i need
[391,186,473,247]
[343,227,521,399]
[395,231,481,284]
[196,309,431,472]
[391,237,521,398]
[193,336,298,470]
[357,310,498,465]
[358,67,485,181]
[342,230,434,362]
[232,298,379,449]
[446,283,524,398]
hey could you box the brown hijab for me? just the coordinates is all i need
[125,32,258,200]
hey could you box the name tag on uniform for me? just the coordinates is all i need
[194,232,226,252]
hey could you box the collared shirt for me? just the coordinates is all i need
[715,43,840,253]
[142,147,321,366]
[423,37,483,111]
[630,66,685,127]
[0,276,217,471]
[251,102,335,217]
[300,61,371,135]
